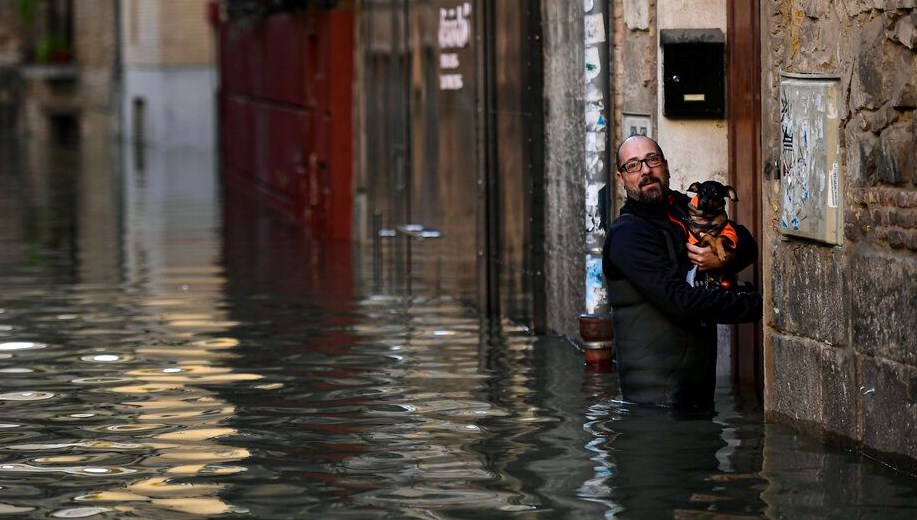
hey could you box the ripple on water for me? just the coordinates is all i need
[355,487,521,509]
[51,507,112,518]
[71,376,135,385]
[83,423,173,434]
[0,504,35,514]
[0,391,55,401]
[80,354,128,363]
[0,463,136,476]
[0,342,47,351]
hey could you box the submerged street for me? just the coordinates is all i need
[0,135,914,518]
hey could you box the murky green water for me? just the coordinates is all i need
[0,137,914,519]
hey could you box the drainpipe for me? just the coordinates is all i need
[579,0,613,370]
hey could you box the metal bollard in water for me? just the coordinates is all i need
[579,313,613,371]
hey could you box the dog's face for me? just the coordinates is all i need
[687,181,738,214]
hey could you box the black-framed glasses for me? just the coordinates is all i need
[618,153,664,174]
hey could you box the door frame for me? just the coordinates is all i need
[727,0,763,396]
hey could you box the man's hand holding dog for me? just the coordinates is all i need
[687,243,728,272]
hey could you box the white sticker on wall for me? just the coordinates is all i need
[584,14,605,45]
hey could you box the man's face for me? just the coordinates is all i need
[616,137,670,204]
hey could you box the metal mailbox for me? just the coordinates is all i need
[660,28,725,119]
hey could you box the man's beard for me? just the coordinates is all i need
[625,175,669,204]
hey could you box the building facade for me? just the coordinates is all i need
[351,0,917,465]
[9,0,119,142]
[120,0,217,149]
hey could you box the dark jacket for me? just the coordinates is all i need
[602,191,762,408]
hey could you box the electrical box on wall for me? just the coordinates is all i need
[779,73,843,245]
[660,29,725,119]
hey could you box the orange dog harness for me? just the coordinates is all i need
[686,196,738,248]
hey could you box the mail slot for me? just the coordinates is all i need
[660,29,725,119]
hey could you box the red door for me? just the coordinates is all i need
[217,6,354,241]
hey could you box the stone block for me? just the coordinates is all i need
[885,10,917,49]
[868,103,900,133]
[850,252,917,364]
[821,347,860,440]
[878,120,917,184]
[768,334,824,425]
[852,17,907,110]
[859,356,917,462]
[845,122,879,187]
[770,243,849,346]
[767,334,858,440]
[892,60,917,109]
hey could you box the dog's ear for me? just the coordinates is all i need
[725,185,739,201]
[687,182,701,194]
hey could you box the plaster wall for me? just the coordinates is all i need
[656,0,728,192]
[122,67,217,149]
[120,0,216,149]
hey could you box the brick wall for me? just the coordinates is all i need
[761,1,917,464]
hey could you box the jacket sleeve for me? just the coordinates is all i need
[730,223,757,273]
[606,220,762,324]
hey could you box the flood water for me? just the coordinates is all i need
[0,136,915,519]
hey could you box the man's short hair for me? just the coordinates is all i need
[616,135,663,167]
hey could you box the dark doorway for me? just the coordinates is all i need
[361,1,546,331]
[480,0,546,332]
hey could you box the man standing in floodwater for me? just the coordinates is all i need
[602,135,763,409]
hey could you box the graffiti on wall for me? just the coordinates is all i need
[779,75,843,245]
[584,2,608,314]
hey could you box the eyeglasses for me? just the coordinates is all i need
[618,153,664,174]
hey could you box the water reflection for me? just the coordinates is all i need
[0,135,915,518]
[0,137,251,517]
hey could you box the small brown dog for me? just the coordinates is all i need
[686,181,740,289]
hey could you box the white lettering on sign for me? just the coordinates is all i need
[440,74,464,91]
[438,3,472,50]
[438,3,471,91]
[440,53,460,69]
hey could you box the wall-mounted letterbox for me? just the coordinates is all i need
[660,29,725,119]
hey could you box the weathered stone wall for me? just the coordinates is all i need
[761,1,917,463]
[542,0,587,339]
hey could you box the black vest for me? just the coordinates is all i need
[606,213,718,409]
